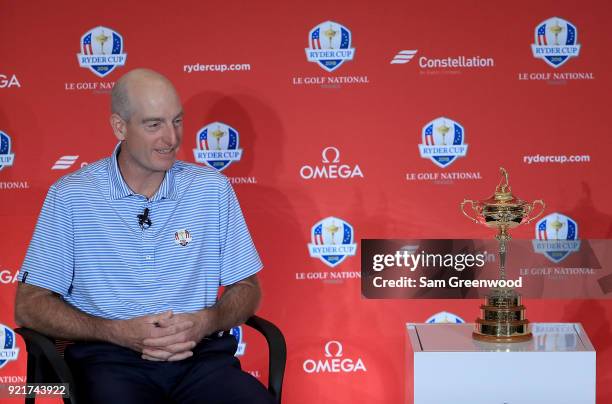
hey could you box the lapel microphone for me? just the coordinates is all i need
[137,207,152,230]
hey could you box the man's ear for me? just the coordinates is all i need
[110,113,127,141]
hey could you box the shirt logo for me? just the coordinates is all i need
[174,229,192,247]
[77,26,127,77]
[0,131,16,171]
[193,121,243,172]
[305,21,356,72]
[419,117,468,168]
[533,213,580,263]
[531,17,580,68]
[308,217,357,268]
[0,324,19,369]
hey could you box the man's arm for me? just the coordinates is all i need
[15,282,194,358]
[15,283,113,340]
[142,274,262,360]
[209,273,262,332]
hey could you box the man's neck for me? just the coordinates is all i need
[117,153,166,199]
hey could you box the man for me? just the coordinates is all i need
[14,68,274,404]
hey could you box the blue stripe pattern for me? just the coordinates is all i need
[19,143,262,320]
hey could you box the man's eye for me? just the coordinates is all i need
[173,119,183,126]
[147,122,161,129]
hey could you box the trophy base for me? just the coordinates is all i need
[472,331,533,343]
[473,288,532,343]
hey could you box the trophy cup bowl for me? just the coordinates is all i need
[460,167,545,342]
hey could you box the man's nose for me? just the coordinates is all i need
[162,123,179,146]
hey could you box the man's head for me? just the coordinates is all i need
[110,68,183,175]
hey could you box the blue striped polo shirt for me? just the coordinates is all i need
[19,143,262,320]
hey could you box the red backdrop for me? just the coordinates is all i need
[1,0,611,402]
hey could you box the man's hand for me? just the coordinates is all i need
[137,273,262,361]
[141,310,218,361]
[108,310,195,360]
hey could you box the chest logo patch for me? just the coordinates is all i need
[174,229,192,247]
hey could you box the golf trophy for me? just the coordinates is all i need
[461,168,545,342]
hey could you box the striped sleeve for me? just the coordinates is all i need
[18,184,74,296]
[218,178,262,286]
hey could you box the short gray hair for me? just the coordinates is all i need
[111,79,132,121]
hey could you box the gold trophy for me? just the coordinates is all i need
[326,222,339,245]
[551,216,564,239]
[549,20,563,46]
[324,24,337,49]
[211,127,225,150]
[461,168,545,342]
[95,30,110,54]
[437,121,451,146]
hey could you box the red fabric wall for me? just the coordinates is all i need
[1,0,611,402]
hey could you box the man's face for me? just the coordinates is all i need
[120,81,183,174]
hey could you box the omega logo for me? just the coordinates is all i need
[302,340,367,374]
[300,146,364,180]
[0,74,20,88]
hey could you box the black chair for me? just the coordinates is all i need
[16,315,286,404]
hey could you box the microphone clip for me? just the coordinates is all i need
[137,207,152,230]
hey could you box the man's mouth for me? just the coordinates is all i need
[155,147,174,155]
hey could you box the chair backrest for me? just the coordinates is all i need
[15,328,78,404]
[245,315,287,402]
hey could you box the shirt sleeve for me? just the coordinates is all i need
[18,184,74,296]
[218,178,262,286]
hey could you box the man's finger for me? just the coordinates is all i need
[144,328,194,347]
[146,310,173,325]
[141,353,165,361]
[147,321,194,341]
[142,347,174,361]
[156,314,191,328]
[166,351,194,361]
[143,340,196,354]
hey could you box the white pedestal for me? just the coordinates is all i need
[406,323,595,404]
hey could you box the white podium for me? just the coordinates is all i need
[406,323,595,404]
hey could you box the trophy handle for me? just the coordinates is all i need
[460,199,482,224]
[523,199,546,224]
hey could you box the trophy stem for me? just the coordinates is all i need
[496,226,510,281]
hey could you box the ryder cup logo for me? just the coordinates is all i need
[531,17,580,68]
[308,217,357,268]
[305,21,356,72]
[0,324,19,369]
[230,326,246,356]
[77,26,127,77]
[426,311,465,324]
[419,117,467,168]
[0,131,16,171]
[174,229,192,247]
[533,213,580,263]
[193,122,243,172]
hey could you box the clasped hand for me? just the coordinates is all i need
[113,310,215,362]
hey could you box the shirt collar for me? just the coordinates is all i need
[108,142,178,201]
